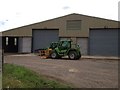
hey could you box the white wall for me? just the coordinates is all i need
[19,37,31,53]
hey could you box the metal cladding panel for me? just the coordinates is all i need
[33,29,59,52]
[22,38,31,53]
[18,37,23,53]
[77,38,88,55]
[66,20,81,30]
[59,37,71,41]
[89,29,118,56]
[18,37,32,53]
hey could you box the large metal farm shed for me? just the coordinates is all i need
[2,13,119,56]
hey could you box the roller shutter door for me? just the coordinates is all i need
[32,29,59,52]
[89,29,118,56]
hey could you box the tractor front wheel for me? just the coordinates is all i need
[51,51,58,59]
[68,51,77,60]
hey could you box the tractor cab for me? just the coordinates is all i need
[58,40,71,50]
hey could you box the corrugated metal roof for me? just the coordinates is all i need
[2,13,119,37]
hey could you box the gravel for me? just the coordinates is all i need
[4,55,118,88]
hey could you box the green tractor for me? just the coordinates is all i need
[49,40,81,60]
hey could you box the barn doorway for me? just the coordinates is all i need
[2,37,18,53]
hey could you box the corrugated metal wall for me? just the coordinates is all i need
[66,20,81,30]
[77,38,88,55]
[18,37,32,53]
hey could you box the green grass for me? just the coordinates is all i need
[3,63,71,88]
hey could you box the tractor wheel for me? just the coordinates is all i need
[76,54,81,60]
[76,52,81,60]
[51,51,58,59]
[68,51,77,60]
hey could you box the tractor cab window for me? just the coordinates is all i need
[62,41,68,47]
[59,41,70,50]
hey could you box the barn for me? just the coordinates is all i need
[2,13,119,56]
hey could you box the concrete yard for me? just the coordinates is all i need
[4,54,118,88]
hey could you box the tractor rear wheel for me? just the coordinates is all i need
[68,51,77,60]
[76,52,81,60]
[76,54,81,60]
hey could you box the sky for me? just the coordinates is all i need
[0,0,119,32]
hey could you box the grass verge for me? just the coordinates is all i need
[3,63,71,88]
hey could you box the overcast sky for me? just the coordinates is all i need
[0,0,119,31]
